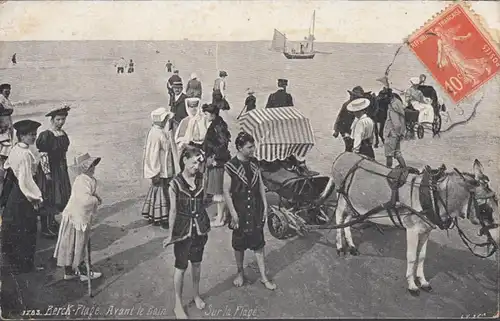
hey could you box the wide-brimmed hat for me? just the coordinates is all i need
[172,81,183,88]
[348,86,371,97]
[13,120,41,135]
[46,105,70,118]
[409,77,420,85]
[347,98,371,112]
[0,108,13,117]
[75,153,101,172]
[150,107,173,123]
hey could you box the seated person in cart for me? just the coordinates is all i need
[417,74,445,113]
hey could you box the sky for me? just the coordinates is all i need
[0,1,499,43]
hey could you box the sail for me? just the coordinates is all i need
[271,29,287,52]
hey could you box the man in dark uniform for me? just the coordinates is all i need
[265,78,294,108]
[223,132,276,291]
[169,81,188,134]
[167,70,182,101]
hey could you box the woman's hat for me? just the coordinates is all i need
[219,70,228,77]
[46,105,70,118]
[0,84,11,91]
[202,103,219,114]
[75,153,101,172]
[150,107,172,123]
[190,73,197,80]
[185,97,200,108]
[172,81,183,88]
[0,108,13,117]
[246,88,255,95]
[13,120,41,134]
[409,77,420,85]
[346,98,371,112]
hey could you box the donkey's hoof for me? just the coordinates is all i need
[420,284,433,292]
[408,289,420,297]
[348,247,360,256]
[336,248,346,256]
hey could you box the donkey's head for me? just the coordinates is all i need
[451,159,499,248]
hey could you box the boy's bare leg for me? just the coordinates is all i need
[233,250,245,287]
[173,268,188,319]
[191,262,206,309]
[255,248,276,290]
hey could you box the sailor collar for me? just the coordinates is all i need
[225,158,259,187]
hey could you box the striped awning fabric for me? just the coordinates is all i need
[239,107,315,162]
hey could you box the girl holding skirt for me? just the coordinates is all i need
[1,120,44,274]
[201,104,231,227]
[53,153,102,281]
[142,108,175,229]
[36,106,72,239]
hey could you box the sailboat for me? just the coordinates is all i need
[271,11,316,60]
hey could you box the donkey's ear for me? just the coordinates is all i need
[473,159,484,179]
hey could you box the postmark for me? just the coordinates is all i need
[408,2,500,103]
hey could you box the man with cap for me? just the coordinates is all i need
[1,119,44,274]
[347,98,375,159]
[169,80,188,134]
[167,70,182,100]
[0,84,14,110]
[333,86,377,152]
[265,79,294,108]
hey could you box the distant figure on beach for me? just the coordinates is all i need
[128,59,134,73]
[266,79,293,108]
[11,53,16,65]
[167,70,182,100]
[212,71,230,115]
[244,89,256,112]
[115,57,126,74]
[186,73,202,99]
[166,60,173,73]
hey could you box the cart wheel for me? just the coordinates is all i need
[417,125,424,139]
[267,208,289,240]
[432,113,442,135]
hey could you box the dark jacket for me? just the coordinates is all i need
[334,93,378,135]
[266,89,294,108]
[167,74,182,95]
[225,157,264,234]
[186,79,202,99]
[168,173,211,244]
[202,116,231,166]
[169,93,188,124]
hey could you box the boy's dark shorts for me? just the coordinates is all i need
[232,228,265,252]
[173,231,208,270]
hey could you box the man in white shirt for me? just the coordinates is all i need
[346,98,375,159]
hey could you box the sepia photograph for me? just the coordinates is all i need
[0,0,499,319]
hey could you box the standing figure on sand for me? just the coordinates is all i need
[1,120,44,274]
[166,60,173,73]
[223,132,276,291]
[167,70,183,102]
[36,106,73,239]
[169,80,188,135]
[174,98,208,151]
[212,71,230,119]
[142,108,175,230]
[266,78,294,108]
[346,98,375,159]
[128,59,135,73]
[163,145,211,319]
[186,73,202,99]
[115,57,127,74]
[53,153,103,282]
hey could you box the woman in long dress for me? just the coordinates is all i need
[212,71,230,119]
[141,108,175,229]
[36,106,72,239]
[1,120,44,274]
[175,97,209,151]
[201,104,231,227]
[53,153,102,281]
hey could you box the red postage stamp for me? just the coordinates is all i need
[408,2,500,104]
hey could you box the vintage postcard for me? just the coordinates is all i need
[0,0,499,319]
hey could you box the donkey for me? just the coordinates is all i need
[319,152,499,295]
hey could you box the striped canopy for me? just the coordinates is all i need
[239,107,315,162]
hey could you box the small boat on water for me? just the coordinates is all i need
[271,11,317,60]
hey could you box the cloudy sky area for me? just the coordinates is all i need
[0,1,499,43]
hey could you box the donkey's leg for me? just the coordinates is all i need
[335,195,347,255]
[416,230,432,292]
[406,226,420,295]
[344,214,360,256]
